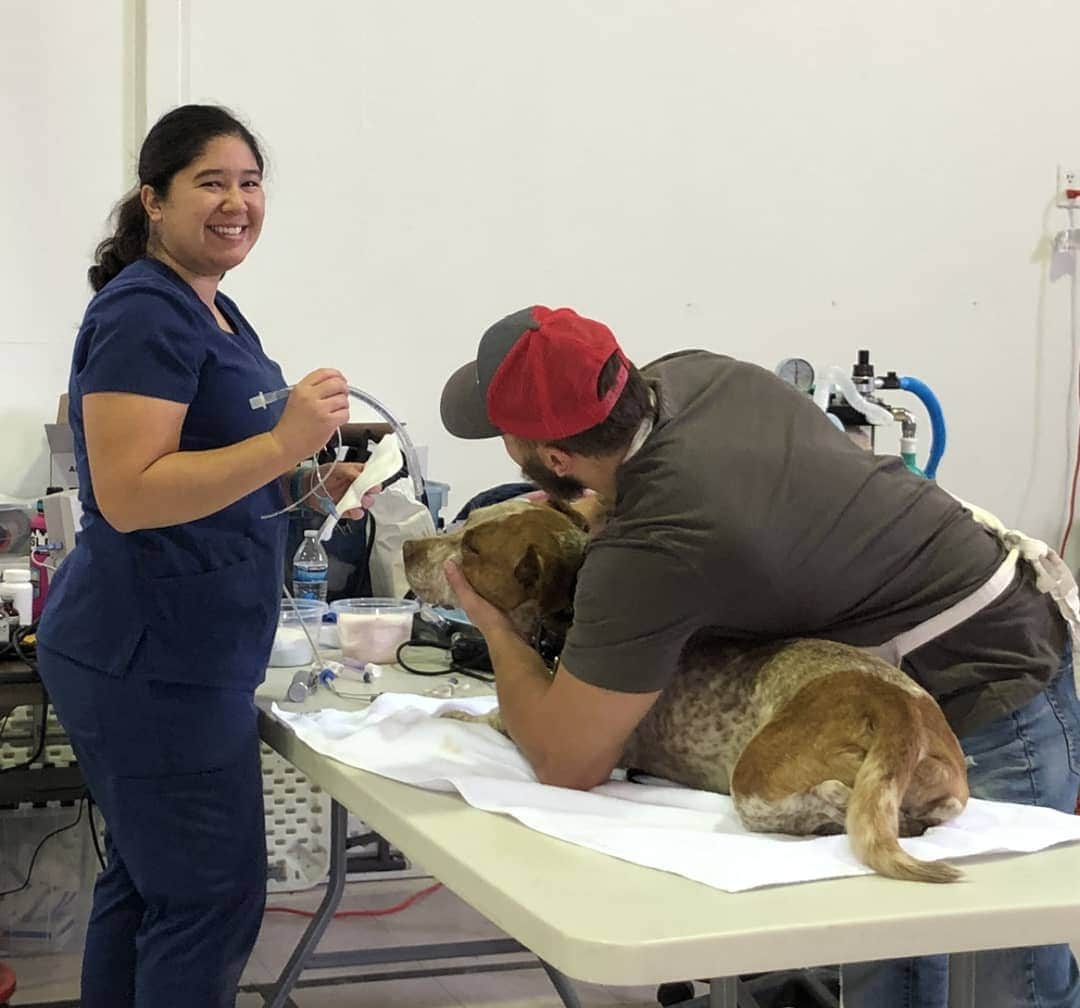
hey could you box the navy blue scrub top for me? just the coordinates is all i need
[38,257,289,690]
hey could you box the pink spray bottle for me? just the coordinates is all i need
[30,503,49,621]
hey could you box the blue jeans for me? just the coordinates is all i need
[841,649,1080,1008]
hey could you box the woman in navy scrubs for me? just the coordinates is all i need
[37,105,367,1007]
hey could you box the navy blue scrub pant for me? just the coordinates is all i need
[37,645,267,1008]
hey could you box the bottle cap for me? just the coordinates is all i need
[3,570,31,583]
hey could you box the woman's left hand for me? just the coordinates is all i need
[304,463,380,519]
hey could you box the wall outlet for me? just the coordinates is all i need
[1058,165,1080,207]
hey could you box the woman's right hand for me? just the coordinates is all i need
[271,369,350,462]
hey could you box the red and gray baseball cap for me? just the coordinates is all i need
[440,306,630,441]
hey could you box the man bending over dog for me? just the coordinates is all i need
[437,305,1080,1008]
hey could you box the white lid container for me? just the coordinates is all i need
[330,598,419,665]
[268,599,328,668]
[1,569,33,625]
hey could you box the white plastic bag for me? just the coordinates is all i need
[367,486,436,598]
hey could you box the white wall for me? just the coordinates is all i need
[6,1,1080,560]
[0,0,134,499]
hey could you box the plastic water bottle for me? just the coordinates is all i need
[292,530,329,602]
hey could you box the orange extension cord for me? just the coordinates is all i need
[264,882,443,920]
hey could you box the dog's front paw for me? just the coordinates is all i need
[439,708,506,734]
[439,709,486,723]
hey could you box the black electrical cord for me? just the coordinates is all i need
[86,792,106,871]
[0,621,35,667]
[0,612,13,661]
[0,701,48,775]
[0,798,85,899]
[1,621,51,774]
[395,640,496,684]
[9,623,37,672]
[366,511,377,566]
[338,511,378,599]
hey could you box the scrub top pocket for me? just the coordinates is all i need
[139,558,275,685]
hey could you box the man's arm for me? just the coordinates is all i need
[444,560,660,789]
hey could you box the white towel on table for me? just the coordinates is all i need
[272,694,1080,892]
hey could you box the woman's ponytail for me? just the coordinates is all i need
[87,189,148,292]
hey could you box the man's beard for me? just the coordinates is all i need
[520,451,587,502]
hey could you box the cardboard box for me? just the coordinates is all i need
[46,394,75,489]
[45,425,77,490]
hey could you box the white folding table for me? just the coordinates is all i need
[255,664,1080,1008]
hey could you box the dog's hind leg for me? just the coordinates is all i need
[729,711,858,837]
[732,786,850,837]
[807,780,852,835]
[899,795,965,836]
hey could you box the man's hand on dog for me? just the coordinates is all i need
[443,559,518,638]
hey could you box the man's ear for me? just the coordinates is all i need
[540,446,574,477]
[513,544,543,591]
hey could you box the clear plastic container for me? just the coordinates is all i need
[330,597,419,664]
[269,598,328,667]
[0,804,94,956]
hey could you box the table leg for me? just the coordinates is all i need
[709,976,740,1007]
[539,959,583,1008]
[264,799,349,1008]
[947,952,976,1008]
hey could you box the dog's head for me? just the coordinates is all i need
[402,498,590,630]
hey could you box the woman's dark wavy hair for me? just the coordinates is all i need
[88,104,264,292]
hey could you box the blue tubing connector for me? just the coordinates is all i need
[899,376,946,479]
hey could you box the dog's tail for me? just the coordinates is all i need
[846,694,962,884]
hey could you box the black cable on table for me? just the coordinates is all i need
[395,640,496,684]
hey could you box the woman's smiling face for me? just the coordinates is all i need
[142,133,265,281]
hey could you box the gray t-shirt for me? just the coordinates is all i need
[560,351,1066,736]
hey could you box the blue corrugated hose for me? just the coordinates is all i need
[899,376,946,479]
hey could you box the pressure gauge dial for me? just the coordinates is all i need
[775,357,815,392]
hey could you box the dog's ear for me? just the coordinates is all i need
[512,538,579,615]
[513,544,543,591]
[538,558,576,614]
[533,547,579,614]
[543,497,590,532]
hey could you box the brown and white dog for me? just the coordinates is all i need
[402,498,970,883]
